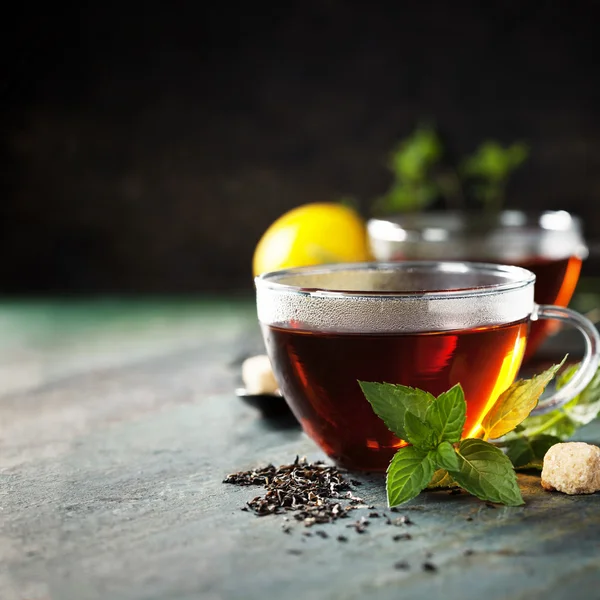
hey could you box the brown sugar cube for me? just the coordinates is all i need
[541,442,600,495]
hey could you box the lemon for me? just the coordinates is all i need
[253,202,372,276]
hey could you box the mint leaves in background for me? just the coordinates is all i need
[372,124,529,215]
[359,359,568,507]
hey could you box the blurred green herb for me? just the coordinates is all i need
[374,125,446,214]
[372,124,529,215]
[461,141,529,213]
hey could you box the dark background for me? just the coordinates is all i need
[1,1,599,294]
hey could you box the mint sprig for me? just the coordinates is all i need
[359,364,563,507]
[362,381,523,506]
[361,359,570,506]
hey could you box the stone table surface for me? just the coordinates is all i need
[1,297,600,600]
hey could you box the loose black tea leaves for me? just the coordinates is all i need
[223,456,357,525]
[224,456,431,552]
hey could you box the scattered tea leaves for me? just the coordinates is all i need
[347,520,369,534]
[223,456,353,523]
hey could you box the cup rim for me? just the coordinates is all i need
[367,209,584,243]
[255,261,536,300]
[367,209,589,264]
[368,208,581,233]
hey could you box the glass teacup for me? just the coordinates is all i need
[256,262,599,471]
[367,211,588,361]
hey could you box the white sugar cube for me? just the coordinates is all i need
[242,355,279,395]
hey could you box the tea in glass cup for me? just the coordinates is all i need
[367,211,588,361]
[256,262,599,471]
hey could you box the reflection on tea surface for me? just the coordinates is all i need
[264,319,528,471]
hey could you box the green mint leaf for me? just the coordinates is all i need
[449,439,524,506]
[359,381,434,440]
[425,384,466,444]
[503,435,561,469]
[434,441,460,471]
[502,438,533,469]
[427,469,458,489]
[386,446,435,507]
[404,412,438,450]
[514,410,576,441]
[558,363,600,426]
[481,357,566,440]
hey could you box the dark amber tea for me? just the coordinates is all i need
[256,262,599,472]
[515,255,582,359]
[264,320,527,471]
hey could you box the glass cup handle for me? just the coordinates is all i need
[529,304,600,415]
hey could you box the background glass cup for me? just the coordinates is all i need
[256,262,600,471]
[367,210,588,362]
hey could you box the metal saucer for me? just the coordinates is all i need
[235,387,293,417]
